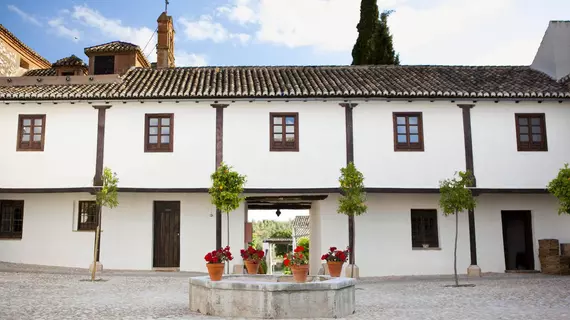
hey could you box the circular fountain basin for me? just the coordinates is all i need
[189,274,356,319]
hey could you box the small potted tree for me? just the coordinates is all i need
[547,163,570,215]
[240,244,265,274]
[321,246,349,277]
[204,246,233,281]
[283,245,309,283]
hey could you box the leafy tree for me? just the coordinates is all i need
[439,171,476,287]
[369,10,400,65]
[547,163,570,215]
[338,162,367,277]
[351,0,378,65]
[91,167,119,281]
[270,228,292,257]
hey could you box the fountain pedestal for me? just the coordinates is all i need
[189,275,356,319]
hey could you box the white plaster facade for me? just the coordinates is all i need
[0,99,569,277]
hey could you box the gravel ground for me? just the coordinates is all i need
[0,264,569,320]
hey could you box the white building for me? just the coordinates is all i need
[0,15,569,277]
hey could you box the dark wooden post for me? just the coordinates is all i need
[212,104,228,249]
[340,102,357,267]
[92,105,111,262]
[458,104,478,267]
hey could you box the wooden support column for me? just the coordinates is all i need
[340,102,357,267]
[212,104,228,249]
[92,105,111,262]
[459,104,479,269]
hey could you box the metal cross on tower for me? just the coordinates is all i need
[165,0,169,13]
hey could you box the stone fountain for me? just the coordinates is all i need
[189,274,356,319]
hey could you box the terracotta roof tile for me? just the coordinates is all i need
[84,41,141,54]
[2,65,570,100]
[52,55,87,67]
[21,68,56,76]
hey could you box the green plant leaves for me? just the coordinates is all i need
[438,170,476,216]
[547,163,570,215]
[337,162,367,216]
[209,162,247,214]
[96,167,119,209]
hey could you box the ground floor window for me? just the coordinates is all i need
[78,201,98,231]
[0,200,24,239]
[411,209,439,248]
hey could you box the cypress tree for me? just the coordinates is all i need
[351,0,379,65]
[370,10,400,65]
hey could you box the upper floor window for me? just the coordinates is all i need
[515,113,547,151]
[270,113,299,152]
[77,201,98,231]
[393,112,424,151]
[0,200,24,239]
[145,113,174,152]
[93,55,115,75]
[411,209,439,248]
[17,114,46,151]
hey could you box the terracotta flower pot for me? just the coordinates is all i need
[206,263,225,281]
[244,260,260,274]
[290,264,310,283]
[327,261,344,277]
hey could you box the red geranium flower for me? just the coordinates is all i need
[283,258,291,267]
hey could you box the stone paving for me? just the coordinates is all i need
[0,263,569,320]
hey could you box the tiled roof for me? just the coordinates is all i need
[292,216,310,238]
[21,68,56,77]
[0,24,51,67]
[84,41,141,54]
[52,55,87,67]
[2,65,570,101]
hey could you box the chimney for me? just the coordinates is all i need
[531,21,570,81]
[157,12,175,69]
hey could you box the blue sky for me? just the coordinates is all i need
[2,0,570,67]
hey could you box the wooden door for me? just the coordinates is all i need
[153,201,180,268]
[501,210,535,271]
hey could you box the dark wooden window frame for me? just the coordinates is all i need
[93,55,115,75]
[269,112,299,152]
[410,209,439,248]
[144,113,174,153]
[77,201,98,231]
[515,113,548,152]
[393,112,424,151]
[17,114,46,151]
[0,200,24,239]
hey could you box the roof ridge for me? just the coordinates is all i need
[0,24,51,67]
[84,40,141,50]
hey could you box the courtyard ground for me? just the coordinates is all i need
[0,262,569,320]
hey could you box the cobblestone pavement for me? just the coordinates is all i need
[1,266,569,320]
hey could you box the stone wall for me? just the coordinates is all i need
[0,39,19,76]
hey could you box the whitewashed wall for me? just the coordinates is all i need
[224,102,345,188]
[472,102,570,188]
[0,104,97,188]
[475,194,570,273]
[353,101,465,188]
[0,193,217,272]
[104,102,216,188]
[318,194,471,277]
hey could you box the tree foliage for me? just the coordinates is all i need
[351,0,378,65]
[439,171,476,216]
[96,167,119,209]
[547,163,570,215]
[251,220,292,251]
[209,162,247,214]
[352,2,399,65]
[338,162,367,216]
[369,10,400,65]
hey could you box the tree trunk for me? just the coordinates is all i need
[454,210,459,286]
[91,205,102,281]
[226,212,230,274]
[349,215,355,278]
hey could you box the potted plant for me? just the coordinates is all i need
[204,246,233,281]
[321,246,349,277]
[283,245,309,283]
[240,244,265,274]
